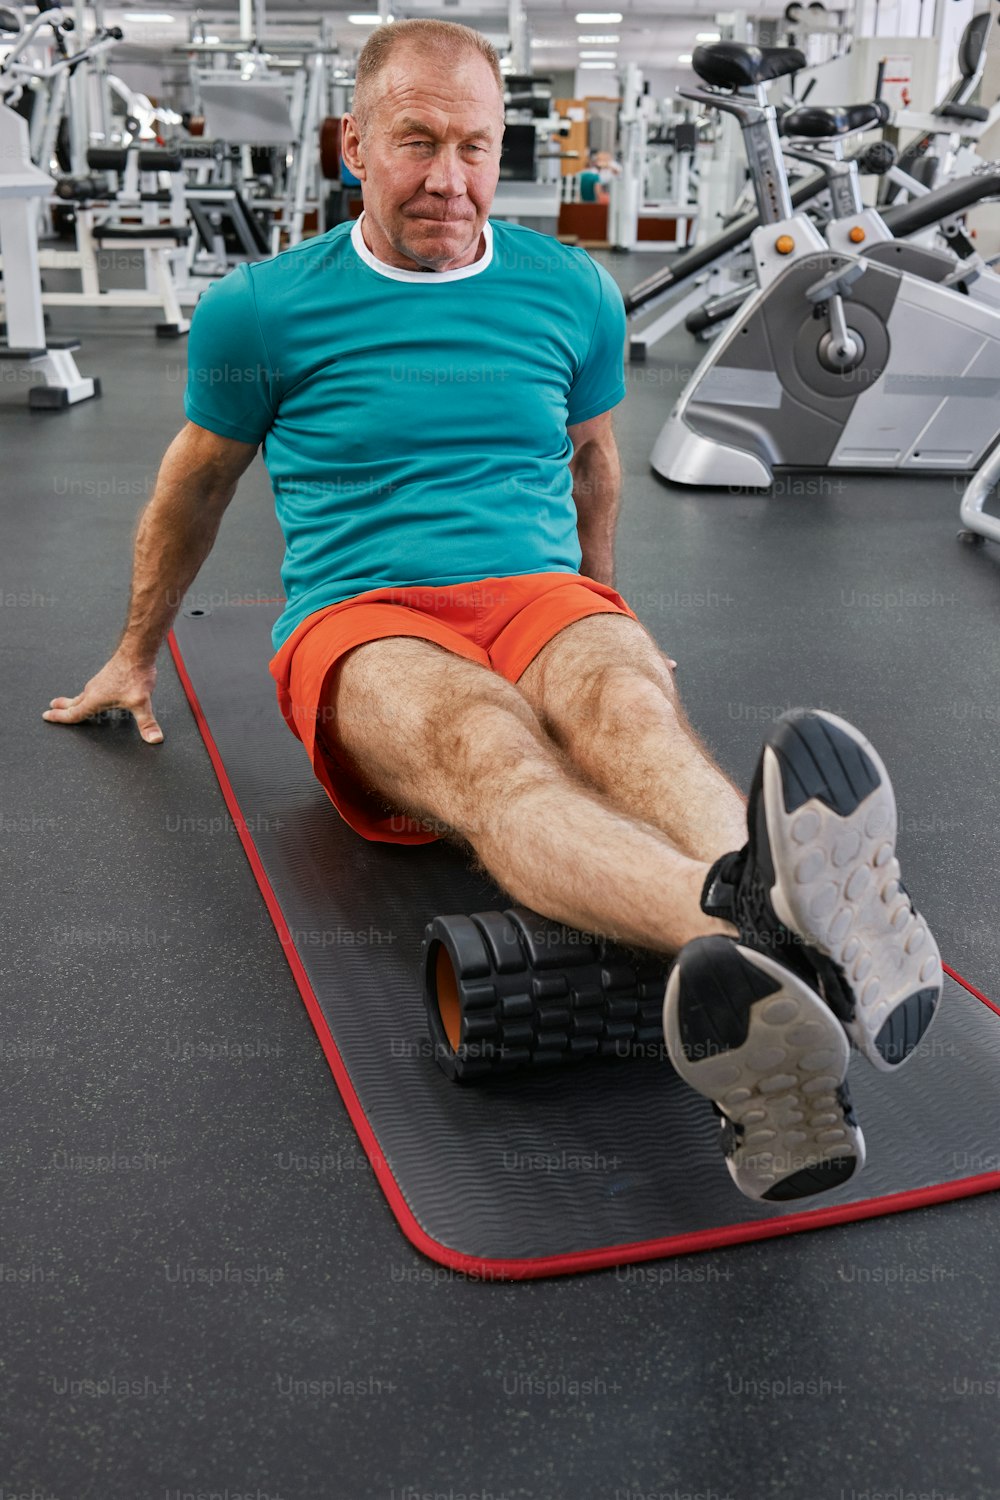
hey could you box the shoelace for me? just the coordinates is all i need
[709,846,855,1018]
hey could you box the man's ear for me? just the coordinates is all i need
[341,112,366,180]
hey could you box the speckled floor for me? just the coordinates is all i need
[3,238,999,1500]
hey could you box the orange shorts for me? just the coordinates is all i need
[268,572,638,845]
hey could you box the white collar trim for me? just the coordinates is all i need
[350,211,493,282]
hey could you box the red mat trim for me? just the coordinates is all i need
[169,630,1000,1281]
[943,962,1000,1017]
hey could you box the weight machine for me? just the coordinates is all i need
[609,64,699,251]
[0,1,116,405]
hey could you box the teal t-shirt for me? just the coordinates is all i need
[183,215,627,651]
[579,169,602,203]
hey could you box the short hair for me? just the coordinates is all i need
[352,19,505,139]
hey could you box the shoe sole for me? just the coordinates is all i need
[762,710,941,1071]
[663,937,865,1203]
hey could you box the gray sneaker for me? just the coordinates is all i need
[701,709,942,1071]
[663,936,865,1202]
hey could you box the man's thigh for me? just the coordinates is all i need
[327,634,553,829]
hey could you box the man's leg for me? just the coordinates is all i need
[516,612,747,863]
[325,635,736,956]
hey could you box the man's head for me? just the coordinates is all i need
[341,19,506,273]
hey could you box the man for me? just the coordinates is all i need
[43,20,941,1203]
[578,151,610,206]
[579,149,616,206]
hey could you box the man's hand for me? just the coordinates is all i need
[41,421,257,750]
[43,653,163,744]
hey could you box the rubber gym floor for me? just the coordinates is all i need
[3,245,999,1500]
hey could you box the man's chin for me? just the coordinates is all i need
[398,223,479,268]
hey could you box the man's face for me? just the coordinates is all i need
[341,49,505,272]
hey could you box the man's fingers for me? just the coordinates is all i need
[43,659,161,740]
[42,690,162,741]
[42,695,100,724]
[134,705,164,745]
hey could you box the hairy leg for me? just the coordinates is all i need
[516,613,748,863]
[326,636,736,955]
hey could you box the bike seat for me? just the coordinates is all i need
[780,100,889,138]
[935,101,989,123]
[692,41,806,90]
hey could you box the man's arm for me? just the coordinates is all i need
[568,408,621,588]
[43,421,259,744]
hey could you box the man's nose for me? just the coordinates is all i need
[423,148,468,196]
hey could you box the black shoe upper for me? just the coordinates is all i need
[700,739,852,1016]
[701,842,822,991]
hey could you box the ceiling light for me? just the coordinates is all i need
[677,53,693,63]
[575,12,623,22]
[123,12,175,21]
[348,14,391,24]
[579,50,617,58]
[695,31,721,41]
[579,61,617,69]
[577,33,619,42]
[530,38,563,47]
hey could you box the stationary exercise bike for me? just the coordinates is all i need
[775,93,1000,284]
[651,42,1000,489]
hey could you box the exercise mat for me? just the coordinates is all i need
[169,604,1000,1280]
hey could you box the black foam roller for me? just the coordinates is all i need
[422,906,672,1083]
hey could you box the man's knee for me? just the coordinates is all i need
[556,660,682,751]
[422,688,569,835]
[520,616,678,734]
[426,686,548,774]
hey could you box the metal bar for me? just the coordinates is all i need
[959,440,1000,543]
